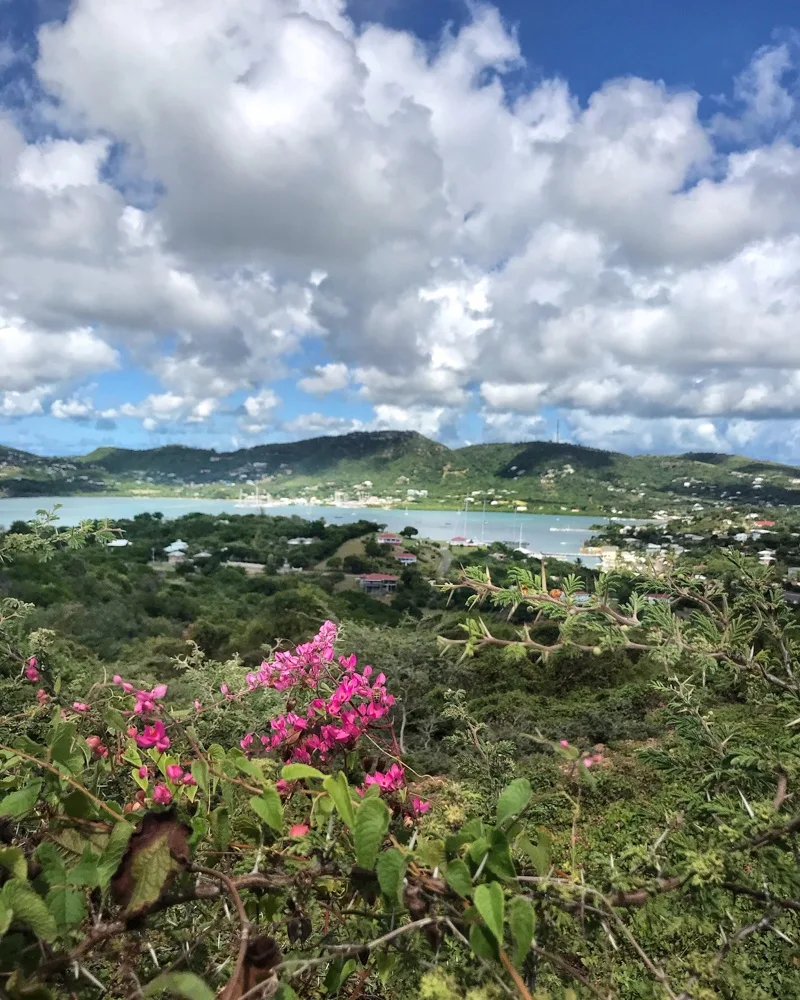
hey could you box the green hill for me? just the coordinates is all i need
[2,432,800,513]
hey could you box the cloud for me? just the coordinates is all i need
[51,396,96,420]
[297,363,350,396]
[0,3,800,454]
[280,412,365,437]
[0,388,48,418]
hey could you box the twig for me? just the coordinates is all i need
[498,947,534,1000]
[191,866,250,1000]
[0,743,122,821]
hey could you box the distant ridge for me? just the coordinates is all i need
[2,431,799,510]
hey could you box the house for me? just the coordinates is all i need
[359,573,398,594]
[755,520,776,528]
[287,537,315,546]
[758,549,776,565]
[106,538,132,548]
[377,533,403,546]
[395,551,418,566]
[167,551,186,565]
[572,592,591,605]
[164,540,188,555]
[194,551,212,559]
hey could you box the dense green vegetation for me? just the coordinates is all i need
[0,510,797,999]
[4,431,800,514]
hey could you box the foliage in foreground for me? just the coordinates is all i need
[0,515,798,998]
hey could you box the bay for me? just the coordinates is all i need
[0,496,609,562]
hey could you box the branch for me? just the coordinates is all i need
[191,866,250,1000]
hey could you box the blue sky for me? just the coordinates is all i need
[3,0,800,460]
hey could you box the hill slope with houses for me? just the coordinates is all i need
[2,432,800,514]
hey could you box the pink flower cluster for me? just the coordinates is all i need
[360,764,430,817]
[113,675,168,714]
[240,623,395,766]
[24,656,39,683]
[136,720,171,752]
[244,620,337,692]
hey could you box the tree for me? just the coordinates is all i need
[400,526,419,538]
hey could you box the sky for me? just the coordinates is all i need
[3,2,800,460]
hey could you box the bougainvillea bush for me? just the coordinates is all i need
[0,515,798,999]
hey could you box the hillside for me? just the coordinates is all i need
[2,432,800,513]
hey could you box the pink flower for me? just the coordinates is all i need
[276,779,291,795]
[153,784,172,805]
[240,733,254,752]
[220,684,229,695]
[166,764,184,781]
[151,684,168,700]
[85,736,102,750]
[28,656,37,669]
[559,740,570,748]
[127,727,138,738]
[24,665,40,683]
[72,702,89,713]
[138,766,149,778]
[289,824,310,838]
[583,757,594,768]
[411,796,430,816]
[194,700,203,712]
[136,720,171,752]
[182,773,197,787]
[36,689,49,705]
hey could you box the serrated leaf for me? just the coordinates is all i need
[508,896,535,967]
[190,759,208,792]
[210,808,230,852]
[323,772,355,830]
[1,881,57,942]
[47,886,86,931]
[474,882,504,942]
[445,859,472,897]
[142,972,215,1000]
[354,797,390,870]
[0,781,43,819]
[34,844,65,887]
[249,788,283,833]
[97,821,135,888]
[281,763,325,781]
[0,848,27,882]
[469,922,497,961]
[376,849,406,904]
[126,832,178,914]
[67,847,99,888]
[496,778,532,828]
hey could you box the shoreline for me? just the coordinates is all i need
[0,491,632,521]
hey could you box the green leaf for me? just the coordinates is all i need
[281,763,325,781]
[49,723,76,766]
[190,760,208,792]
[469,923,497,962]
[275,987,300,1000]
[66,847,99,888]
[0,902,11,938]
[517,830,551,876]
[486,830,516,881]
[376,849,406,904]
[0,848,27,882]
[354,797,390,870]
[496,778,532,828]
[508,896,535,967]
[1,881,57,942]
[46,887,86,931]
[249,788,283,833]
[97,821,135,888]
[210,808,230,852]
[104,708,129,734]
[34,844,65,887]
[324,957,357,993]
[232,755,265,783]
[142,972,215,1000]
[444,859,472,897]
[126,831,178,915]
[323,772,355,831]
[0,781,43,819]
[474,882,504,942]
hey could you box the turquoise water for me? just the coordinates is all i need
[0,496,608,560]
